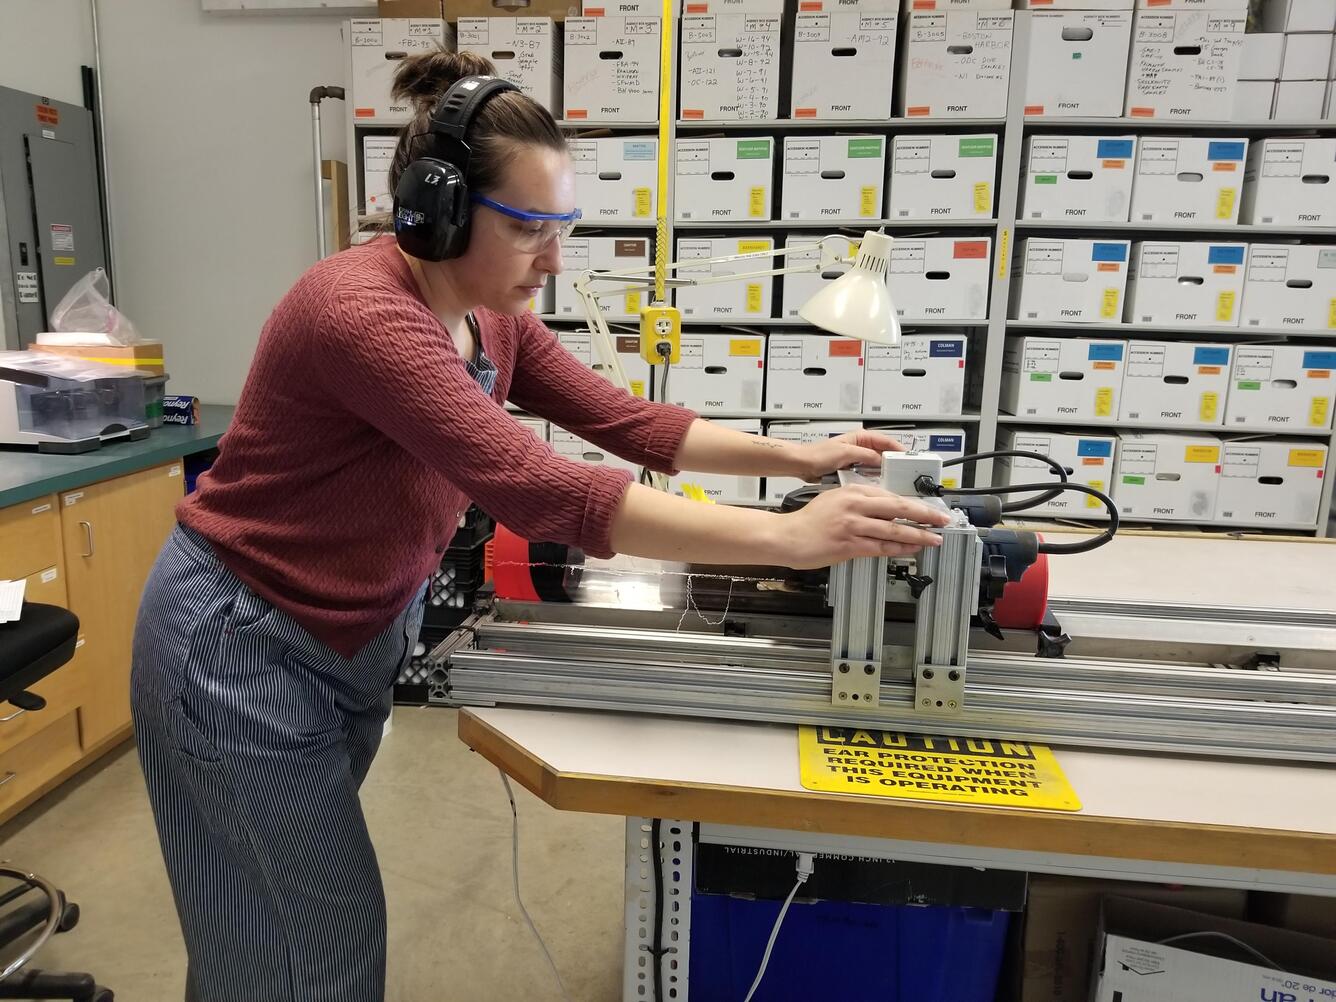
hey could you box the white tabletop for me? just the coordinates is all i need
[462,705,1336,894]
[1045,530,1336,609]
[469,707,1335,834]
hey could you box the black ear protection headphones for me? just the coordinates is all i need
[392,75,520,262]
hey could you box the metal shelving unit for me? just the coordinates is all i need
[976,15,1336,536]
[1004,320,1336,339]
[697,411,981,423]
[1015,221,1336,239]
[572,220,659,231]
[997,415,1333,438]
[673,218,997,231]
[343,13,1336,536]
[676,117,1007,132]
[540,315,988,328]
[1007,513,1319,534]
[1023,117,1333,133]
[557,120,660,130]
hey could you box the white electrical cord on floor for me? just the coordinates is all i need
[741,852,815,1002]
[500,769,575,1002]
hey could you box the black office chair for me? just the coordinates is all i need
[0,602,113,1002]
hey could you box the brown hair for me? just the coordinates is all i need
[388,48,567,198]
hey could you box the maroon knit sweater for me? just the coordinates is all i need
[178,237,697,657]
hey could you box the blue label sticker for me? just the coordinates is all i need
[929,340,966,358]
[1193,346,1231,366]
[928,435,964,453]
[1077,439,1114,458]
[1207,245,1246,266]
[1096,139,1133,159]
[623,141,656,161]
[1091,242,1128,263]
[1303,351,1336,369]
[1088,343,1125,362]
[1207,141,1246,161]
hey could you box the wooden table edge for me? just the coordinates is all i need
[458,708,1336,877]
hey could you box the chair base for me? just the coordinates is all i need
[0,970,112,1001]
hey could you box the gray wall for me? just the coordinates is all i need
[0,1,95,106]
[2,1,351,404]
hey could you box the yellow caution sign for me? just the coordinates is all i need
[797,726,1082,811]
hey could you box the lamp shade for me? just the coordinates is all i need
[797,230,900,345]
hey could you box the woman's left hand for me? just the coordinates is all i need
[793,430,907,482]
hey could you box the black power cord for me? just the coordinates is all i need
[921,479,1120,555]
[650,818,666,1002]
[640,344,674,487]
[943,449,1072,513]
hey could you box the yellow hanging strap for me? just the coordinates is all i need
[654,0,673,304]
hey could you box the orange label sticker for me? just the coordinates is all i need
[686,2,708,11]
[354,108,376,118]
[1082,457,1106,466]
[567,109,588,120]
[907,106,931,117]
[795,108,817,118]
[1308,370,1331,379]
[1213,162,1237,172]
[585,5,605,13]
[36,103,59,126]
[1102,159,1126,169]
[682,109,704,120]
[1097,262,1121,272]
[911,0,935,7]
[799,1,823,9]
[954,240,988,260]
[1213,264,1237,274]
[1129,107,1155,118]
[1197,366,1222,376]
[1093,361,1117,371]
[1024,105,1045,116]
[829,340,862,358]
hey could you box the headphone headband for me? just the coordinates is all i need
[427,75,520,180]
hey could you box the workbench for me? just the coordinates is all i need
[458,531,1336,998]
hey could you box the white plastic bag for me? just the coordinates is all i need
[49,268,140,345]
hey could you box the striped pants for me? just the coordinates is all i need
[131,525,425,1002]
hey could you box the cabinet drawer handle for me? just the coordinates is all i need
[0,707,25,723]
[0,772,16,788]
[80,520,95,558]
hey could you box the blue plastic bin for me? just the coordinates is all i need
[687,891,1010,1002]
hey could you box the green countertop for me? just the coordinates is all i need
[0,404,234,510]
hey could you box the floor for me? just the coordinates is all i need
[0,707,627,1001]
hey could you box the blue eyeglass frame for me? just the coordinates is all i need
[469,193,582,226]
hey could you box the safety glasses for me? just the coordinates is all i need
[470,193,582,252]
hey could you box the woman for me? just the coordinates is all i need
[130,50,948,1001]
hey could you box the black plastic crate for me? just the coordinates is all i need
[393,683,431,706]
[423,543,487,629]
[450,505,494,550]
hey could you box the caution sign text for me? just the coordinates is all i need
[797,726,1082,811]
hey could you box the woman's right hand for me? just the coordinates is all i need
[777,485,952,569]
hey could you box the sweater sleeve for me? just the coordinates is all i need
[506,312,698,475]
[316,287,633,558]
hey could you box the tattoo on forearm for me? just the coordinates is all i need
[752,438,787,450]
